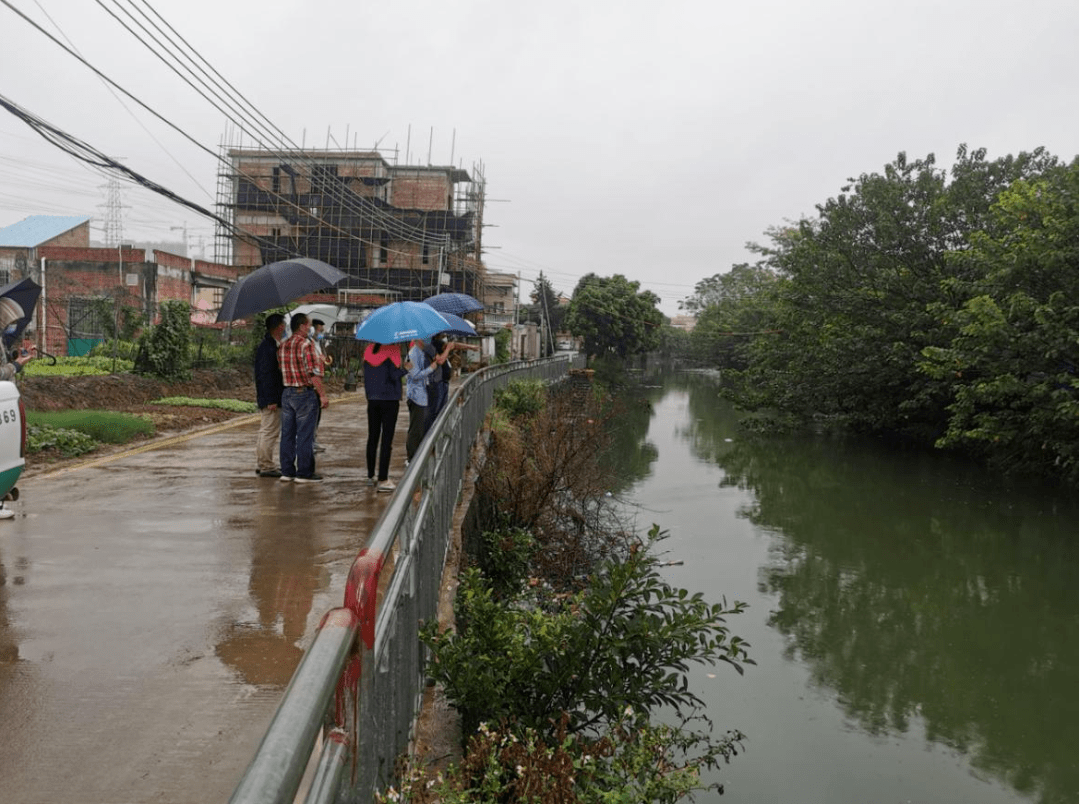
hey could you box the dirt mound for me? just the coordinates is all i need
[19,367,257,412]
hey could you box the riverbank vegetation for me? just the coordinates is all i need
[673,146,1077,485]
[387,380,752,803]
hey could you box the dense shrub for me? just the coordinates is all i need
[26,425,97,457]
[492,379,546,419]
[137,300,192,381]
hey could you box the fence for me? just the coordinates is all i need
[230,353,586,804]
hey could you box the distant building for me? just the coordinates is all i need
[221,148,485,300]
[480,270,517,330]
[670,315,696,332]
[0,215,91,285]
[0,214,244,356]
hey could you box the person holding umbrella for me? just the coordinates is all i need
[253,313,286,478]
[405,337,451,464]
[277,312,328,483]
[362,341,407,492]
[0,297,36,381]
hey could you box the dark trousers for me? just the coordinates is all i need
[423,381,449,434]
[406,399,427,461]
[366,399,399,481]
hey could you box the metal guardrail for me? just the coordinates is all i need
[230,353,586,804]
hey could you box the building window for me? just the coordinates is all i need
[272,167,281,193]
[271,227,281,239]
[422,244,430,265]
[68,297,108,339]
[0,269,9,286]
[379,234,388,266]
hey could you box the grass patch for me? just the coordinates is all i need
[25,409,156,444]
[23,356,135,376]
[150,396,256,413]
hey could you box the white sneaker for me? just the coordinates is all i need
[279,475,294,482]
[377,480,396,494]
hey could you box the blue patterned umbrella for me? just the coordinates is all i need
[422,292,484,316]
[354,302,450,344]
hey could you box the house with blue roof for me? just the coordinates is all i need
[0,215,91,283]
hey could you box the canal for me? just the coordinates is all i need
[608,370,1077,804]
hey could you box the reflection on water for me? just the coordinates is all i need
[601,386,663,495]
[215,485,323,688]
[621,371,1078,804]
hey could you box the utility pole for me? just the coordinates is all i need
[99,169,127,248]
[170,224,189,256]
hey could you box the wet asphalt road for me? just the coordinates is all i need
[0,394,399,804]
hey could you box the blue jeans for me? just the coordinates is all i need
[280,387,319,478]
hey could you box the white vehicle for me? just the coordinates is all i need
[0,379,25,519]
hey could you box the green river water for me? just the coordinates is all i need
[607,371,1077,804]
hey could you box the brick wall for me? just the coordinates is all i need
[390,172,453,211]
[44,221,91,249]
[40,246,146,263]
[38,258,153,355]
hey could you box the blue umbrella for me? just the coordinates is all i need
[437,312,478,338]
[354,302,450,345]
[422,292,484,317]
[216,258,348,322]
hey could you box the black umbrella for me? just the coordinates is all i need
[216,258,348,322]
[0,276,42,349]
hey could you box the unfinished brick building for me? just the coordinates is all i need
[219,148,487,302]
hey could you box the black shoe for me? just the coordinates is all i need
[259,469,283,478]
[294,474,324,483]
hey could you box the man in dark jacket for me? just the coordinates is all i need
[254,313,286,477]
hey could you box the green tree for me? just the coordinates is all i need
[137,299,192,380]
[687,263,778,371]
[727,146,1065,442]
[919,159,1079,482]
[565,273,664,359]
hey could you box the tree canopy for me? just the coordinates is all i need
[683,146,1078,483]
[566,273,665,359]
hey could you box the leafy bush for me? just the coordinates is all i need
[477,526,537,601]
[493,328,511,364]
[150,397,257,413]
[89,339,140,363]
[388,714,744,804]
[137,300,192,380]
[26,410,155,444]
[492,379,546,419]
[26,425,97,457]
[23,355,135,377]
[424,526,753,740]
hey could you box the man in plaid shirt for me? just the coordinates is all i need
[277,312,328,482]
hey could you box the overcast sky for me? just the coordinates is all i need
[1,0,1076,316]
